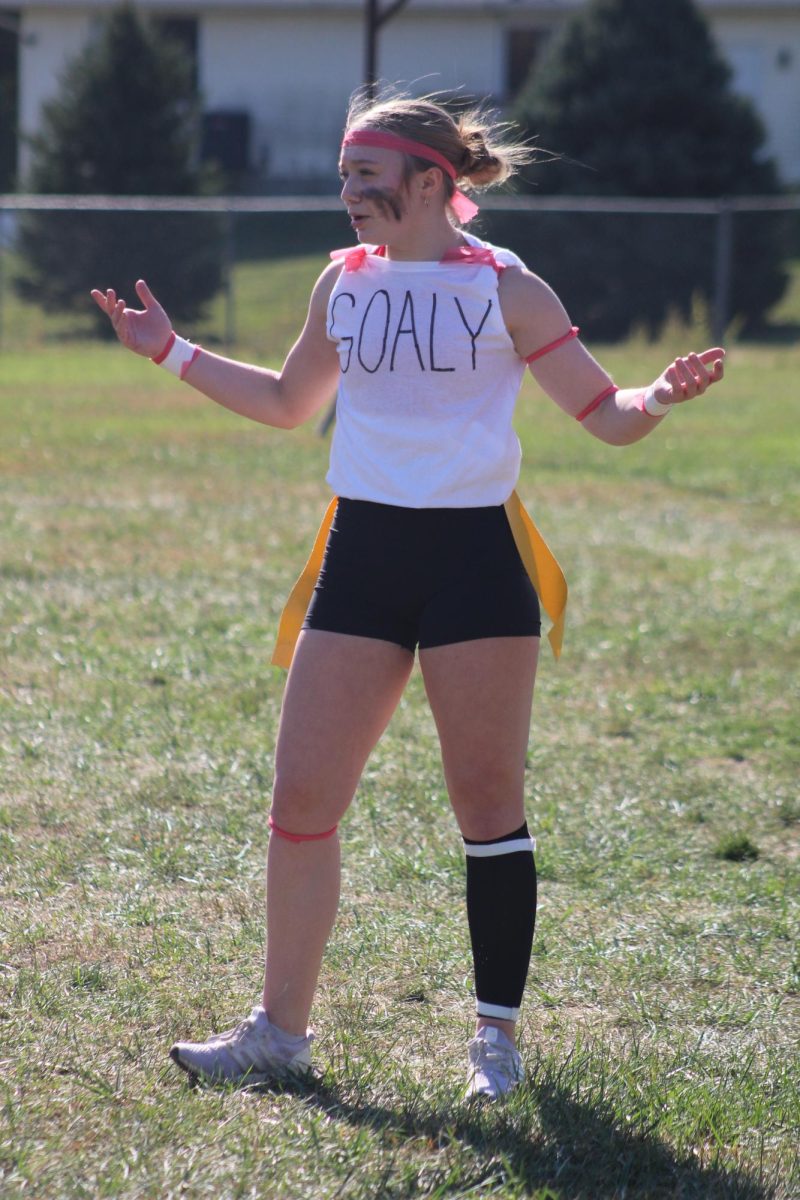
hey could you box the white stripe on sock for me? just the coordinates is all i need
[463,836,536,858]
[476,1000,520,1020]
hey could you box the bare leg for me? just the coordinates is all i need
[419,636,539,1043]
[263,835,342,1036]
[263,629,414,1035]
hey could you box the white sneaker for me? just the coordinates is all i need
[170,1006,313,1085]
[465,1026,523,1101]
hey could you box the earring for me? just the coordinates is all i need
[424,196,430,208]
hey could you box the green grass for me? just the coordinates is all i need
[0,264,798,1198]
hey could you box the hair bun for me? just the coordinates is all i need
[457,120,510,187]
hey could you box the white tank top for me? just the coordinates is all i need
[325,233,527,508]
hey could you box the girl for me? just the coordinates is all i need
[92,92,724,1101]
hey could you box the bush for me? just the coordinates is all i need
[15,5,223,328]
[511,0,789,338]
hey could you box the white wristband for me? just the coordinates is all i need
[640,386,672,418]
[152,332,200,379]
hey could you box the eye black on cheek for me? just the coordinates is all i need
[361,185,404,221]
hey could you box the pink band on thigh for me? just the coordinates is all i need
[268,815,338,843]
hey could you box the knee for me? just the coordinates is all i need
[447,756,523,805]
[450,785,525,843]
[271,769,350,833]
[458,808,526,842]
[448,763,527,840]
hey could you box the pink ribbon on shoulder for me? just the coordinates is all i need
[440,244,505,273]
[330,243,503,273]
[330,244,385,272]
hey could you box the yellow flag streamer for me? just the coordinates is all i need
[271,491,567,669]
[503,490,567,660]
[270,496,339,669]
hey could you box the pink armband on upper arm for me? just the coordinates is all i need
[575,384,618,423]
[524,326,579,364]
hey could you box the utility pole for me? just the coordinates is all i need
[318,0,412,435]
[364,0,412,99]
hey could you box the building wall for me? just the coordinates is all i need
[200,9,511,183]
[712,11,800,183]
[18,8,92,179]
[14,3,800,188]
[379,11,507,102]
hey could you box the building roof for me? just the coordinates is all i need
[13,0,800,11]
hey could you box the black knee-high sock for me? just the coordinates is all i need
[463,822,537,1020]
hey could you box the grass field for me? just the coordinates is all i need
[1,259,798,1199]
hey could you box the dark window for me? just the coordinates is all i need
[0,9,19,189]
[202,111,250,173]
[506,28,550,102]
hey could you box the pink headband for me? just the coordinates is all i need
[341,129,479,223]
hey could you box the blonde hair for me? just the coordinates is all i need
[344,90,534,204]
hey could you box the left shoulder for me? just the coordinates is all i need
[462,232,526,272]
[498,263,556,304]
[462,234,562,311]
[492,261,574,358]
[498,264,569,331]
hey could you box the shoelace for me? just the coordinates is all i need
[213,1017,257,1047]
[471,1041,519,1080]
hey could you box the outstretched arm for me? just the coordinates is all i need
[499,267,725,446]
[91,264,342,430]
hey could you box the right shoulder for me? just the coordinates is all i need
[316,258,345,296]
[308,259,345,315]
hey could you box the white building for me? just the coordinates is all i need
[8,0,800,187]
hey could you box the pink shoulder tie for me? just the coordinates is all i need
[330,245,387,272]
[330,244,503,272]
[440,244,505,274]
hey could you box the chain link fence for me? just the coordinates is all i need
[0,193,798,350]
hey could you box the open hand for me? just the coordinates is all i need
[90,279,171,358]
[650,347,726,406]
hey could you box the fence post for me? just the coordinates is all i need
[0,210,9,351]
[0,223,4,352]
[224,208,236,349]
[712,201,734,345]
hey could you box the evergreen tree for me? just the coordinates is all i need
[16,5,222,327]
[498,0,787,337]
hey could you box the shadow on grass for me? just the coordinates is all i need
[265,1069,775,1200]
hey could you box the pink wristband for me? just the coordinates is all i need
[152,331,175,364]
[152,332,201,379]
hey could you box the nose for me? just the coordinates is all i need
[340,175,360,206]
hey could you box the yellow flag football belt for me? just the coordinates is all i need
[270,494,567,669]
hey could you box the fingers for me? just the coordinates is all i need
[89,286,132,346]
[89,287,125,327]
[135,278,159,309]
[698,346,726,366]
[698,346,725,381]
[665,347,726,403]
[91,284,152,316]
[90,286,118,316]
[110,298,126,334]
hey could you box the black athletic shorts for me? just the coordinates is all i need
[302,498,541,653]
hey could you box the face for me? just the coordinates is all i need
[338,143,412,240]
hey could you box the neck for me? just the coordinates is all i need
[382,214,466,262]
